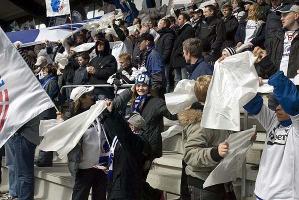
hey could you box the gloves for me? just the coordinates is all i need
[243,94,263,115]
[268,71,299,116]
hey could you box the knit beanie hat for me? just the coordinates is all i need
[135,73,151,85]
[223,47,237,56]
[127,112,146,130]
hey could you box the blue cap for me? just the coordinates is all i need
[135,73,150,85]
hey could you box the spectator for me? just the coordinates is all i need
[36,64,59,167]
[168,15,180,32]
[182,38,213,80]
[73,52,90,85]
[67,86,107,200]
[89,38,118,99]
[5,116,41,200]
[255,4,299,78]
[191,9,204,30]
[235,3,266,51]
[196,5,226,63]
[112,22,134,56]
[107,53,138,84]
[243,71,299,200]
[264,0,284,50]
[180,75,236,200]
[156,18,176,92]
[139,33,166,97]
[170,13,195,85]
[222,4,239,48]
[219,47,237,61]
[231,0,246,21]
[102,105,151,200]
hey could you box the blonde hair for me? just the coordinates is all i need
[247,4,260,21]
[118,53,131,62]
[194,75,212,103]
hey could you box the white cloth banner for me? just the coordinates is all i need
[165,79,197,114]
[46,0,71,17]
[203,127,256,188]
[38,101,107,158]
[0,28,55,147]
[201,51,259,131]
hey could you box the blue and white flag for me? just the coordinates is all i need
[46,0,71,17]
[6,23,83,47]
[0,27,55,147]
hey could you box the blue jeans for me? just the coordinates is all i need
[174,67,188,86]
[5,138,18,198]
[8,134,36,200]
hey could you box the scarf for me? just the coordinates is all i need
[132,95,150,113]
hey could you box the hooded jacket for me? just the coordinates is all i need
[170,23,195,69]
[179,109,230,181]
[156,28,176,64]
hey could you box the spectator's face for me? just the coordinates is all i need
[133,18,140,25]
[177,15,186,27]
[193,12,202,20]
[97,42,105,52]
[158,19,166,30]
[119,59,130,69]
[271,0,282,8]
[248,5,256,19]
[76,36,84,44]
[231,0,239,9]
[275,105,290,122]
[77,56,88,67]
[42,68,49,76]
[203,7,214,17]
[183,48,191,63]
[281,12,299,30]
[135,83,149,96]
[140,24,150,34]
[222,8,232,17]
[139,40,149,51]
[244,3,251,11]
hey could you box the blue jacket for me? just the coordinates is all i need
[187,58,213,80]
[146,47,164,75]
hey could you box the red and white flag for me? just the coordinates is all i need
[0,27,55,147]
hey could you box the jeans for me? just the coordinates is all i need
[180,160,191,200]
[7,134,36,200]
[188,185,225,200]
[72,168,107,200]
[5,137,18,198]
[174,67,188,86]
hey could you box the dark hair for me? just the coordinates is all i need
[95,38,111,56]
[162,18,171,28]
[168,16,176,24]
[179,13,191,21]
[222,4,233,11]
[205,5,217,15]
[77,52,90,61]
[140,33,155,46]
[42,64,57,75]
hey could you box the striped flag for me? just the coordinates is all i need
[0,27,55,147]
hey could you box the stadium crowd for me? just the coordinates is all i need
[2,0,299,199]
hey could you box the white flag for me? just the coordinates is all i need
[46,0,71,17]
[201,51,259,131]
[39,101,107,158]
[0,27,55,147]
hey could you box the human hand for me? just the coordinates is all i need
[218,142,229,158]
[236,42,243,48]
[105,100,113,112]
[87,66,96,75]
[56,112,64,123]
[253,46,267,63]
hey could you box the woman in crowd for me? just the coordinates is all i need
[180,75,236,200]
[235,3,266,51]
[89,38,118,99]
[36,64,60,167]
[231,0,246,21]
[67,86,108,200]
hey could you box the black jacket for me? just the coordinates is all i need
[196,16,226,62]
[102,110,151,200]
[139,96,178,159]
[170,23,195,69]
[256,29,299,78]
[222,15,239,48]
[156,28,176,64]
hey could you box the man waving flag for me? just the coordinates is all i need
[0,27,55,147]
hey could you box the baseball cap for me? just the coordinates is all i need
[127,112,146,130]
[70,86,94,101]
[135,74,151,86]
[35,56,47,66]
[277,4,299,14]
